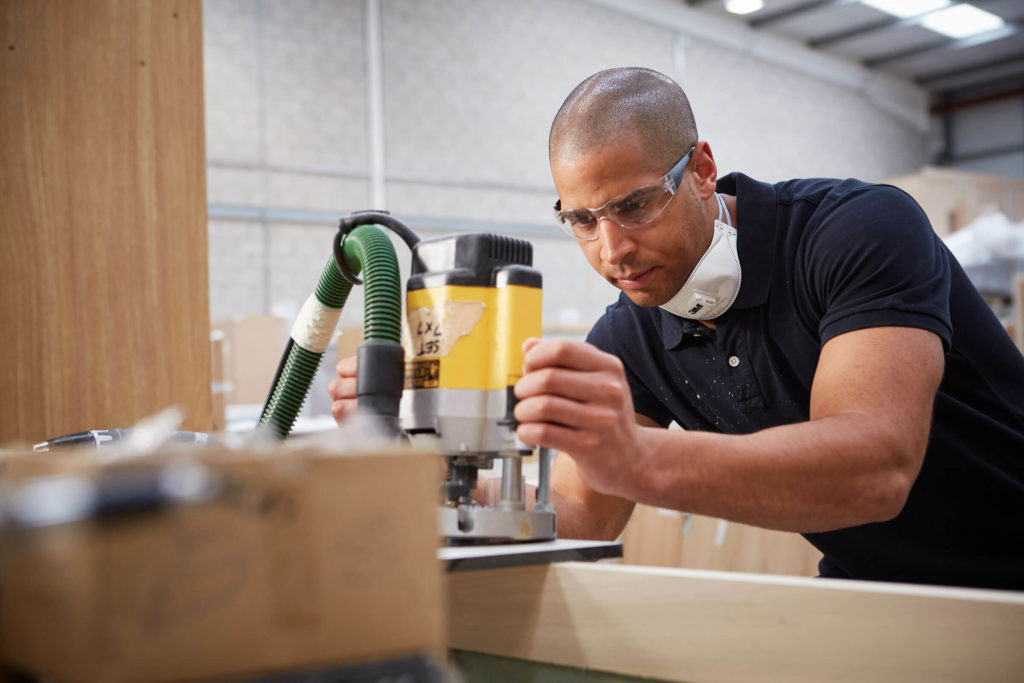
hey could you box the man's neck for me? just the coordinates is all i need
[719,193,737,228]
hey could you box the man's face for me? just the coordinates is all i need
[551,140,713,308]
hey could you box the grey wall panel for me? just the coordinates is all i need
[208,220,268,320]
[952,151,1024,178]
[204,0,263,163]
[204,0,935,377]
[261,0,367,168]
[207,167,266,207]
[386,182,556,226]
[380,0,677,208]
[530,235,620,334]
[684,39,929,183]
[950,97,1024,159]
[270,173,370,211]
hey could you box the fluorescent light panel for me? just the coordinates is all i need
[725,0,764,15]
[860,1,1004,39]
[921,4,1005,38]
[861,0,949,19]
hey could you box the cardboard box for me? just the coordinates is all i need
[336,326,364,365]
[0,444,445,682]
[883,166,1024,237]
[211,315,288,406]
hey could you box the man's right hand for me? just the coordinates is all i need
[328,355,358,424]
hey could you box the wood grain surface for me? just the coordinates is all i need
[622,505,822,576]
[449,562,1024,683]
[0,0,211,444]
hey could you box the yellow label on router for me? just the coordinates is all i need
[404,284,541,391]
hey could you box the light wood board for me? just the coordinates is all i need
[0,0,211,444]
[622,505,821,576]
[449,562,1024,683]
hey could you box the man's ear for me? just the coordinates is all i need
[692,141,718,200]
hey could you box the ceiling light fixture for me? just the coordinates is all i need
[860,0,949,20]
[724,0,764,15]
[921,4,1005,38]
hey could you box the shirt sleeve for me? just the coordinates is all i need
[802,184,953,350]
[586,301,675,428]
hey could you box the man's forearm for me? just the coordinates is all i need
[628,413,922,533]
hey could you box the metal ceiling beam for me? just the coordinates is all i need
[811,17,908,48]
[943,141,1024,164]
[809,0,1009,48]
[917,50,1024,86]
[932,80,1024,110]
[810,9,941,47]
[748,0,854,28]
[863,23,1020,68]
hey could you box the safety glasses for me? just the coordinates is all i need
[553,146,695,241]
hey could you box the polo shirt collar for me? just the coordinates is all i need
[659,309,708,349]
[657,172,776,350]
[718,172,776,310]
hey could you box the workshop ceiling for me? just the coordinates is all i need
[687,0,1024,109]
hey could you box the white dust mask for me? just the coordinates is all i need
[659,193,741,320]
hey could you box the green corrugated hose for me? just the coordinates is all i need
[257,225,401,438]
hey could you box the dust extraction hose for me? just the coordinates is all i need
[257,220,411,438]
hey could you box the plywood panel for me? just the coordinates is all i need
[449,563,1024,683]
[621,505,821,576]
[0,0,210,443]
[884,166,1024,236]
[211,315,287,406]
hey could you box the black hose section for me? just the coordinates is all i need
[355,341,405,436]
[333,211,420,286]
[339,211,421,250]
[259,337,295,427]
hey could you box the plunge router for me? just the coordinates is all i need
[400,232,554,541]
[257,211,557,544]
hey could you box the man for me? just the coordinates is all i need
[333,67,1024,590]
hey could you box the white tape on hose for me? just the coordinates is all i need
[291,294,342,353]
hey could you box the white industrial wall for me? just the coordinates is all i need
[204,0,932,332]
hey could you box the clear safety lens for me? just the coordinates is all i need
[553,145,694,241]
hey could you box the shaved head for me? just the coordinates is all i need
[549,67,698,172]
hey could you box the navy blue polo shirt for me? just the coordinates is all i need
[587,172,1024,590]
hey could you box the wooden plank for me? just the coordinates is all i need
[622,506,821,576]
[884,166,1024,236]
[620,505,684,568]
[212,315,287,405]
[679,514,821,576]
[0,0,210,445]
[449,563,1024,683]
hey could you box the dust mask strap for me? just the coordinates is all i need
[659,193,742,320]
